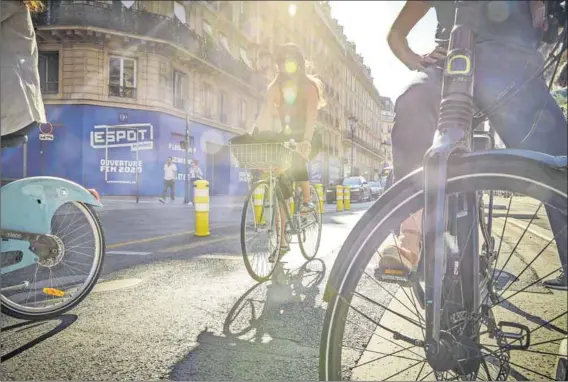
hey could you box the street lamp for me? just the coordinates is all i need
[348,115,357,176]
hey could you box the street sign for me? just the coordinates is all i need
[39,133,54,141]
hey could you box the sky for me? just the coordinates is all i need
[330,1,438,101]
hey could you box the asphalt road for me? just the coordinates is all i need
[1,196,565,381]
[1,199,377,381]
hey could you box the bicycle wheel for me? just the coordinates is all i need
[241,180,281,282]
[1,202,105,320]
[298,184,323,261]
[320,154,567,381]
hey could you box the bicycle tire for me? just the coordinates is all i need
[320,154,567,381]
[298,184,323,261]
[240,180,281,282]
[1,203,106,321]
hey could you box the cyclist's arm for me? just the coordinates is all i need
[387,1,431,70]
[249,84,278,134]
[302,83,319,143]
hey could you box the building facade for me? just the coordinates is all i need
[378,96,394,169]
[2,0,386,196]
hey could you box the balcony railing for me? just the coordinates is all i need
[109,85,137,98]
[34,1,261,88]
[343,131,382,156]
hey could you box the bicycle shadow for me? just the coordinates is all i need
[1,314,77,362]
[170,259,327,381]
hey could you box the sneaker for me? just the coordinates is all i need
[375,230,421,274]
[269,244,290,263]
[159,198,165,204]
[543,271,567,291]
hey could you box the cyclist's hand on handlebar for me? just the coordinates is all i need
[403,46,447,71]
[297,141,311,159]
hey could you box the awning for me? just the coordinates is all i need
[240,48,254,69]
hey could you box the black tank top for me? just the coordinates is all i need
[276,75,309,139]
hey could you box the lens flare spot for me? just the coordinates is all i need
[486,1,510,23]
[284,59,298,74]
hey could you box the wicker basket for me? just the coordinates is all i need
[229,142,294,170]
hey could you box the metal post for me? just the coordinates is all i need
[184,112,191,204]
[135,127,139,204]
[22,140,27,178]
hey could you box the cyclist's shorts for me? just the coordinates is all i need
[280,153,308,199]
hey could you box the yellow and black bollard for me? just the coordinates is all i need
[289,182,296,216]
[194,180,210,237]
[315,183,324,214]
[344,187,351,211]
[253,186,265,224]
[336,185,344,212]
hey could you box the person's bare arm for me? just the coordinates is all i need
[387,1,445,71]
[249,85,278,134]
[299,83,319,157]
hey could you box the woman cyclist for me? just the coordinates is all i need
[251,43,326,258]
[1,0,46,145]
[378,0,568,290]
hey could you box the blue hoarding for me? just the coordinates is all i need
[1,105,249,196]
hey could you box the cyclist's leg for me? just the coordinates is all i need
[289,153,313,210]
[475,41,568,288]
[378,67,443,272]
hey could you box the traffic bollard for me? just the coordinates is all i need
[253,186,265,224]
[315,183,324,213]
[336,185,344,212]
[289,182,296,216]
[344,187,351,211]
[194,180,210,237]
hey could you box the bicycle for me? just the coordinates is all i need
[230,140,323,282]
[1,132,106,321]
[320,1,567,380]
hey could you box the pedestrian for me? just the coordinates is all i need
[159,157,177,203]
[187,159,203,205]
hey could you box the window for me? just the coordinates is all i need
[173,1,186,24]
[202,83,212,117]
[219,91,230,124]
[108,56,136,98]
[38,52,59,94]
[173,71,185,110]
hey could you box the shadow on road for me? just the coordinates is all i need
[1,314,77,362]
[170,259,327,380]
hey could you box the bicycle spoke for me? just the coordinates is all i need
[492,197,514,282]
[383,360,426,381]
[353,291,425,329]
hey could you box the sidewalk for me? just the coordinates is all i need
[99,195,246,211]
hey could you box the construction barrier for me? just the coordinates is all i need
[336,185,344,212]
[194,180,210,237]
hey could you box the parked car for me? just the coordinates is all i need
[343,176,371,203]
[326,178,344,204]
[367,181,383,200]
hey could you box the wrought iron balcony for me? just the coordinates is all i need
[109,85,137,98]
[343,131,382,156]
[34,1,260,88]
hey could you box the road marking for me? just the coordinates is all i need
[106,224,235,249]
[159,234,239,253]
[505,218,553,242]
[107,250,152,256]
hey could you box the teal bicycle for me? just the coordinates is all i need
[1,134,105,321]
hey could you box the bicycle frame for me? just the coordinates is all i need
[422,0,480,349]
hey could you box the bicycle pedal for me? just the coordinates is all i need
[497,321,530,350]
[374,267,415,286]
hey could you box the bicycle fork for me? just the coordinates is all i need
[422,0,480,363]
